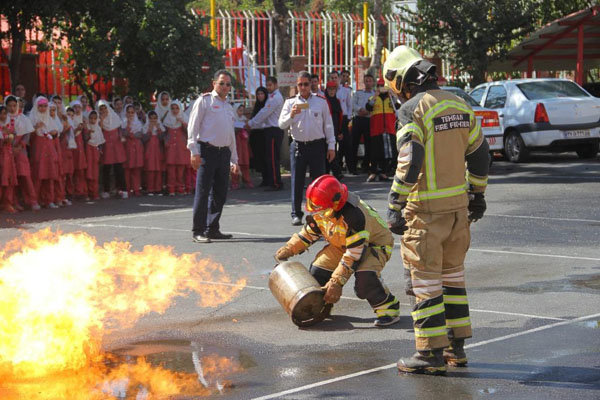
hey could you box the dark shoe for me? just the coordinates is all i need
[291,216,303,226]
[366,174,377,182]
[192,234,211,243]
[373,297,400,327]
[444,339,467,367]
[335,174,344,181]
[264,185,283,192]
[397,350,446,375]
[206,231,233,240]
[378,174,390,182]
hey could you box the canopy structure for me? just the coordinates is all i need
[488,6,600,84]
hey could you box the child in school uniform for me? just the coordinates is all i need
[163,100,189,195]
[70,100,87,197]
[154,91,171,123]
[231,104,252,189]
[59,110,75,204]
[5,95,40,211]
[122,104,144,196]
[49,103,69,206]
[97,99,127,199]
[84,111,105,200]
[0,105,18,212]
[29,97,60,208]
[142,111,165,195]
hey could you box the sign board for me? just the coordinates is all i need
[277,72,297,87]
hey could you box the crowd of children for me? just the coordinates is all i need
[0,91,199,213]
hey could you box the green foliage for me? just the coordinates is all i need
[323,0,392,14]
[52,0,223,105]
[534,0,597,26]
[401,0,536,85]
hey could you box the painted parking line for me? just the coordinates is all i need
[250,311,600,400]
[59,222,600,263]
[486,213,600,224]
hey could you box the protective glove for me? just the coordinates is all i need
[387,208,408,235]
[468,193,486,222]
[322,279,343,304]
[274,245,294,263]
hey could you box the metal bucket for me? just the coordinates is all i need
[269,261,328,327]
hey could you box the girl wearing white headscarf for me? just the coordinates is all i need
[5,95,40,210]
[28,97,60,208]
[84,110,105,200]
[154,91,171,123]
[69,100,88,197]
[0,105,19,212]
[163,100,189,195]
[77,94,92,117]
[142,110,165,195]
[97,99,127,199]
[46,103,69,206]
[230,103,252,189]
[122,104,144,196]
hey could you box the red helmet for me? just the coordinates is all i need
[306,175,348,213]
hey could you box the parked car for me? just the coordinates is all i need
[469,79,600,162]
[440,86,504,156]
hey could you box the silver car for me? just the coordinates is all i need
[469,79,600,162]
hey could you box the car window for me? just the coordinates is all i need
[484,85,507,109]
[441,87,480,107]
[469,87,485,104]
[517,81,589,100]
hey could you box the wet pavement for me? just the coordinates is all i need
[1,153,599,399]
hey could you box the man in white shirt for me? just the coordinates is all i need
[246,76,284,190]
[188,69,239,243]
[279,71,336,226]
[310,74,324,96]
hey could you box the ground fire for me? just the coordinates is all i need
[0,229,245,398]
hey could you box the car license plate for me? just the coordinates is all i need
[486,137,497,145]
[562,129,590,138]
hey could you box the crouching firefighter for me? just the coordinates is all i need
[275,174,400,327]
[383,46,490,375]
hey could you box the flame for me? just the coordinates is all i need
[0,229,245,397]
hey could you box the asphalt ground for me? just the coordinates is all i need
[1,153,599,399]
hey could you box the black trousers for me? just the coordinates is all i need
[350,116,371,173]
[102,163,126,192]
[339,116,352,170]
[192,142,231,235]
[263,127,283,187]
[249,128,267,184]
[290,139,326,219]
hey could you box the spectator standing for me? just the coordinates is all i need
[350,73,375,174]
[246,76,284,191]
[97,99,128,199]
[84,110,104,200]
[249,86,268,186]
[163,100,190,195]
[15,84,32,114]
[278,71,335,226]
[329,70,352,172]
[324,80,344,180]
[187,69,239,243]
[310,74,324,96]
[122,104,144,196]
[365,79,397,182]
[232,104,253,189]
[142,111,165,196]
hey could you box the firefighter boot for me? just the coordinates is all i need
[397,349,446,375]
[444,339,467,367]
[373,296,400,327]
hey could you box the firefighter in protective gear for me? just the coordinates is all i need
[383,45,490,375]
[275,174,400,327]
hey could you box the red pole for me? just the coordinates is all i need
[527,57,533,78]
[262,12,267,76]
[576,24,584,85]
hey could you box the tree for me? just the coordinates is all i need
[535,0,596,25]
[0,2,63,91]
[368,0,387,77]
[272,0,292,97]
[52,0,222,104]
[402,0,536,85]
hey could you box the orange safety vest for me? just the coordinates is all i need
[369,95,397,137]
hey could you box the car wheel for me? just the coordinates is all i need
[504,131,529,163]
[575,142,599,159]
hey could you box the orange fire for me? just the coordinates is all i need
[0,229,245,398]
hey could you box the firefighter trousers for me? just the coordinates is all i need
[309,244,393,309]
[401,208,472,350]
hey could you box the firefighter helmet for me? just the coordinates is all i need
[383,45,424,94]
[306,175,348,213]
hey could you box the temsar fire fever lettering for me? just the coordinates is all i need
[433,113,470,132]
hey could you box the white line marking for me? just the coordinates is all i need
[468,248,600,262]
[57,223,600,262]
[487,213,600,224]
[467,308,566,321]
[250,312,600,400]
